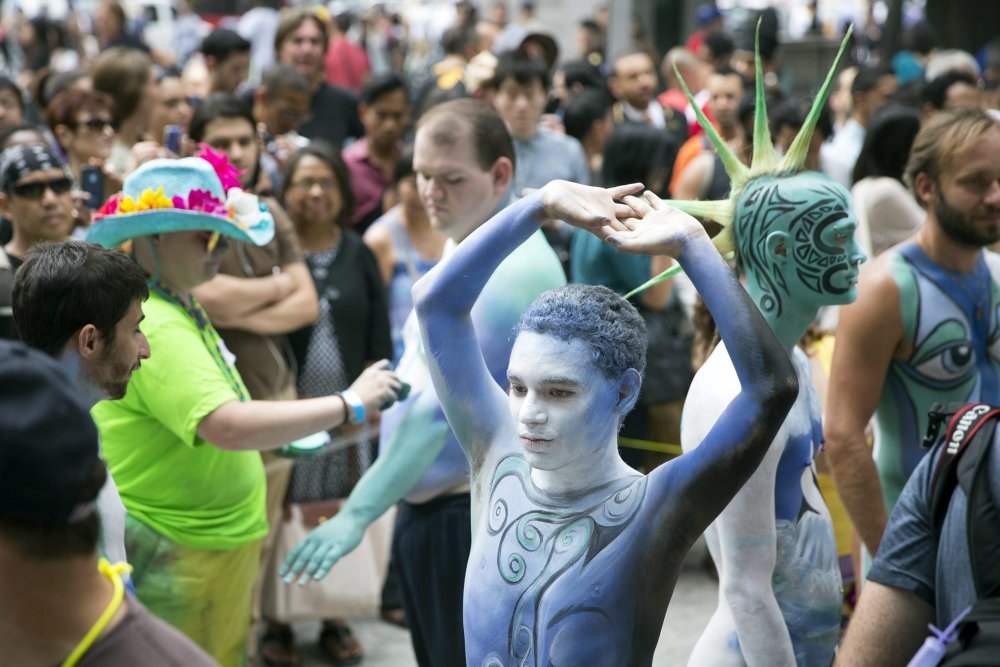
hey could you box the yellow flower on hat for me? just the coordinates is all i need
[116,187,173,214]
[117,195,137,214]
[136,187,173,211]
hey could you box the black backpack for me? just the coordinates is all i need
[921,402,1000,665]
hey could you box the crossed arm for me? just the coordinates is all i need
[195,261,318,334]
[196,208,319,334]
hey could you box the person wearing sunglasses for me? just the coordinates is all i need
[46,88,119,186]
[0,143,75,275]
[0,143,74,341]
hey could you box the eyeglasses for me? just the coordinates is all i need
[291,178,336,191]
[10,177,73,200]
[76,118,117,133]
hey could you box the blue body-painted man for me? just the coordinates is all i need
[280,100,566,666]
[409,178,798,666]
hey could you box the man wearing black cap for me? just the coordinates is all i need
[0,143,75,271]
[0,340,217,666]
[0,143,75,339]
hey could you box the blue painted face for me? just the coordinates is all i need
[735,171,867,315]
[506,332,620,474]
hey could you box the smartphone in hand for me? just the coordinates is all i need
[380,381,411,410]
[163,124,183,155]
[80,165,105,208]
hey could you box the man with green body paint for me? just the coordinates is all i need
[826,108,1000,561]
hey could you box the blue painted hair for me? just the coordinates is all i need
[513,284,647,379]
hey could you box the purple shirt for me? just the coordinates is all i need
[343,138,390,228]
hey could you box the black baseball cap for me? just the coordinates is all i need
[0,340,101,525]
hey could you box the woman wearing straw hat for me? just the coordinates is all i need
[87,148,402,667]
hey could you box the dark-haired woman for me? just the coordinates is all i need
[851,105,924,257]
[260,142,391,667]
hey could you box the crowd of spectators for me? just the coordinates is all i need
[1,1,999,666]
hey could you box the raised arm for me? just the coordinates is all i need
[280,182,640,584]
[607,192,798,541]
[412,182,640,469]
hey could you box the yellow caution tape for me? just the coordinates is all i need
[617,437,684,456]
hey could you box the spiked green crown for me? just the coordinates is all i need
[624,23,854,299]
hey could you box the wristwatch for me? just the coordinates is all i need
[340,389,367,424]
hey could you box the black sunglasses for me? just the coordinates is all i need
[77,118,117,132]
[10,177,73,200]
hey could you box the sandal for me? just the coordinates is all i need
[319,619,364,666]
[259,623,301,667]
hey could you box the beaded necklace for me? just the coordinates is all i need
[147,276,248,402]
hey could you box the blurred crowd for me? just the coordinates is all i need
[1,1,1000,666]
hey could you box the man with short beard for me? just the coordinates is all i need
[12,241,151,571]
[826,109,1000,563]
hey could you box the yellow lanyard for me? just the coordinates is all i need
[61,559,133,667]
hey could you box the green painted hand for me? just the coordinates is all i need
[280,510,367,585]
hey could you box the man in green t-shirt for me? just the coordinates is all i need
[87,150,402,667]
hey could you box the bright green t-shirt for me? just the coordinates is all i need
[92,291,267,550]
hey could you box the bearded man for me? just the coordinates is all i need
[826,109,1000,559]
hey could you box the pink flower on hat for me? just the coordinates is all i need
[196,143,243,192]
[172,189,228,216]
[93,192,123,219]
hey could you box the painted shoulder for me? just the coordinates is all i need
[480,230,566,308]
[862,246,914,342]
[680,341,740,453]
